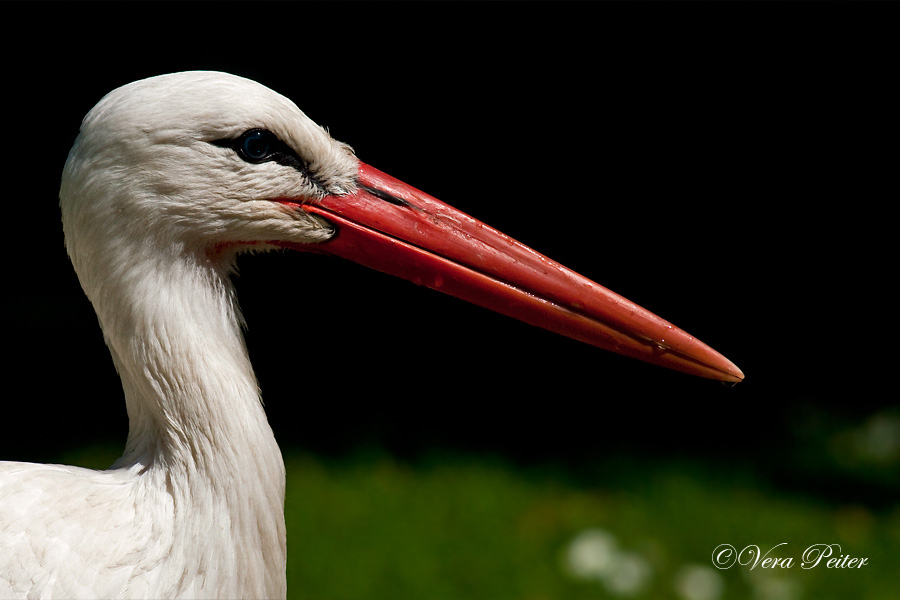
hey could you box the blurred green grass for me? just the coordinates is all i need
[60,445,899,600]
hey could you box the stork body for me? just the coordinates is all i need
[0,72,741,599]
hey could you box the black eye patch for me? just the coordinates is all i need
[211,128,323,188]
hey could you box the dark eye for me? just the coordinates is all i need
[237,129,275,162]
[210,129,313,177]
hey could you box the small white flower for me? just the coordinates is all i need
[564,528,619,580]
[604,550,652,596]
[563,528,653,596]
[673,564,724,600]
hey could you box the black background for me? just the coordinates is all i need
[2,4,895,504]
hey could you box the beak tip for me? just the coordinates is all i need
[719,359,745,383]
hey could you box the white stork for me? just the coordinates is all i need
[0,72,742,599]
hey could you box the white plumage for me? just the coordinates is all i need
[0,71,741,600]
[1,72,355,599]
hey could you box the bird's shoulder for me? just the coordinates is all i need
[0,461,171,599]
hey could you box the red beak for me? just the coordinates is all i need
[280,162,743,383]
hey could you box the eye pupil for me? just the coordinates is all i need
[241,130,272,161]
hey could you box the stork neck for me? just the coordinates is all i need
[81,243,288,597]
[91,246,280,478]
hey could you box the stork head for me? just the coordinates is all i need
[61,72,355,262]
[60,71,743,382]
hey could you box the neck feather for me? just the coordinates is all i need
[84,242,287,596]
